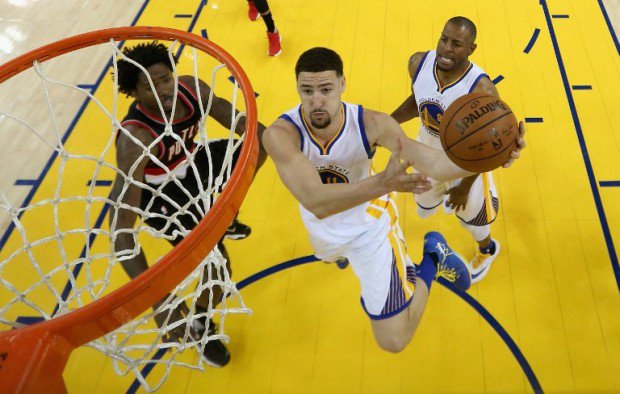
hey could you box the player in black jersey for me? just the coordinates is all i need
[109,42,267,367]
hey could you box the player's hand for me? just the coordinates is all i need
[445,184,469,211]
[502,121,527,168]
[382,141,432,194]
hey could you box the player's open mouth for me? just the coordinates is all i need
[439,55,453,65]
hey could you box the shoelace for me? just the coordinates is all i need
[434,242,459,282]
[471,251,488,269]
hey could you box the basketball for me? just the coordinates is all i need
[439,92,519,173]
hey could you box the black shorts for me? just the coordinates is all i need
[140,139,240,245]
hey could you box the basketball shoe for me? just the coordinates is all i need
[247,1,259,21]
[470,239,500,284]
[192,318,231,368]
[225,218,251,240]
[423,231,471,291]
[267,30,281,56]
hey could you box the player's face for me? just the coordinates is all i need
[297,70,345,130]
[436,23,476,72]
[131,63,176,114]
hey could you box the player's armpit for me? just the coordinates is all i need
[471,75,499,97]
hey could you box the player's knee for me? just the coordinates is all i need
[417,205,438,219]
[460,222,490,241]
[376,336,409,353]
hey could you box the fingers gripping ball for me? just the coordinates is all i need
[439,92,518,172]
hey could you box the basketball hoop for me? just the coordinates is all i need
[0,27,258,392]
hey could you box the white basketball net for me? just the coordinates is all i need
[0,37,252,391]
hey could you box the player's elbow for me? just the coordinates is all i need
[301,200,332,220]
[306,204,330,220]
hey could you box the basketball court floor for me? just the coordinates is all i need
[1,0,620,392]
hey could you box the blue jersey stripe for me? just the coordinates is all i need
[357,105,374,159]
[279,113,304,151]
[412,51,430,84]
[468,73,490,93]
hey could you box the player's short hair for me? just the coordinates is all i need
[115,41,178,96]
[446,16,477,42]
[295,47,344,79]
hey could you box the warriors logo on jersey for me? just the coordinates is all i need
[412,50,488,149]
[418,100,444,137]
[319,169,349,184]
[317,163,351,184]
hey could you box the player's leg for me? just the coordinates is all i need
[189,240,232,367]
[415,178,447,219]
[347,197,470,352]
[251,0,281,56]
[142,170,233,366]
[246,0,259,21]
[455,173,500,283]
[359,229,471,352]
[198,140,251,240]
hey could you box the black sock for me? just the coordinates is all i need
[480,240,496,255]
[262,13,276,32]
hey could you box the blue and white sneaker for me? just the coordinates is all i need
[423,231,472,291]
[470,239,500,284]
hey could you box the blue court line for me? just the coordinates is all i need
[437,277,543,393]
[201,29,208,39]
[86,180,113,186]
[552,14,569,19]
[127,348,169,394]
[523,28,541,53]
[492,75,504,85]
[14,179,38,186]
[52,203,111,316]
[77,84,96,91]
[174,14,193,18]
[600,181,620,187]
[572,85,592,90]
[525,117,544,123]
[540,0,620,291]
[173,0,208,59]
[228,76,260,98]
[597,0,620,55]
[127,255,541,392]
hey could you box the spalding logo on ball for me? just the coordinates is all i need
[439,92,518,173]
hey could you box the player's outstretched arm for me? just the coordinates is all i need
[182,76,268,170]
[109,127,155,279]
[367,109,474,181]
[262,119,430,219]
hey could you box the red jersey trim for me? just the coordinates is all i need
[118,120,166,159]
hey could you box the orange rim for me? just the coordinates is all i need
[0,27,258,391]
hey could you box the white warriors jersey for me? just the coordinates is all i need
[413,50,488,149]
[279,102,390,259]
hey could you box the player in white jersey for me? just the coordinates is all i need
[392,17,502,284]
[263,47,526,352]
